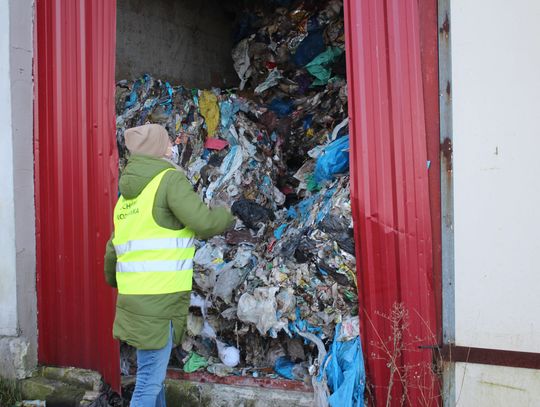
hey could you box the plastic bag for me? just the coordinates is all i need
[190,293,212,319]
[314,135,350,183]
[313,375,331,407]
[183,352,208,373]
[207,363,233,377]
[322,323,365,407]
[201,320,217,340]
[276,288,296,315]
[193,267,217,292]
[269,98,294,117]
[233,244,254,268]
[274,224,288,240]
[213,263,246,304]
[220,99,240,130]
[237,287,280,335]
[216,339,240,367]
[231,199,275,230]
[205,138,229,150]
[194,241,225,266]
[331,117,349,141]
[206,145,244,200]
[199,90,220,137]
[305,47,344,86]
[255,69,283,94]
[232,38,252,90]
[338,316,360,342]
[274,356,309,381]
[294,30,325,66]
[187,313,204,336]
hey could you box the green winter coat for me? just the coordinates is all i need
[104,155,234,350]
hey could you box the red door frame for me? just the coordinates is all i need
[34,0,441,400]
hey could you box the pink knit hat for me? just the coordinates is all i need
[124,124,170,157]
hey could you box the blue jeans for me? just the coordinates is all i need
[130,324,173,407]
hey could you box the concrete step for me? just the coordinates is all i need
[163,378,313,407]
[40,367,101,392]
[122,374,314,407]
[19,367,102,407]
[19,376,85,406]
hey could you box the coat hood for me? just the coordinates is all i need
[119,155,174,199]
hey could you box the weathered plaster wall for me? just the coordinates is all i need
[116,0,238,88]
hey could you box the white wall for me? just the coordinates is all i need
[454,363,540,406]
[450,0,540,403]
[10,0,37,372]
[0,0,18,337]
[0,0,36,378]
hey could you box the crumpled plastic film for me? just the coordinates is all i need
[254,69,283,95]
[237,287,280,336]
[232,38,252,90]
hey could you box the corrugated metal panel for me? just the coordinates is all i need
[343,0,439,405]
[419,0,442,344]
[34,0,119,391]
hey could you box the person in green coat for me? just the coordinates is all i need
[104,124,234,407]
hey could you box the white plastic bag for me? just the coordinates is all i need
[213,263,245,303]
[232,37,253,90]
[237,287,280,335]
[216,339,240,367]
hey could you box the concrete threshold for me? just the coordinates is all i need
[123,369,315,407]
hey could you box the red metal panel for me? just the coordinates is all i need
[34,0,120,391]
[344,0,439,405]
[418,0,442,344]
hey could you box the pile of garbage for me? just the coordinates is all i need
[116,0,364,405]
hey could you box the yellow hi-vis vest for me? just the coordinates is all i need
[112,169,195,295]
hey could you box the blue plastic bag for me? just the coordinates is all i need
[288,308,323,338]
[269,98,294,117]
[316,186,338,223]
[274,224,288,240]
[287,207,298,219]
[125,81,141,108]
[314,135,350,183]
[297,196,315,222]
[274,356,296,380]
[220,100,240,130]
[274,356,309,381]
[294,30,325,67]
[322,323,365,407]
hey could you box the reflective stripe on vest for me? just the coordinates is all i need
[112,168,196,295]
[114,237,194,256]
[116,259,193,273]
